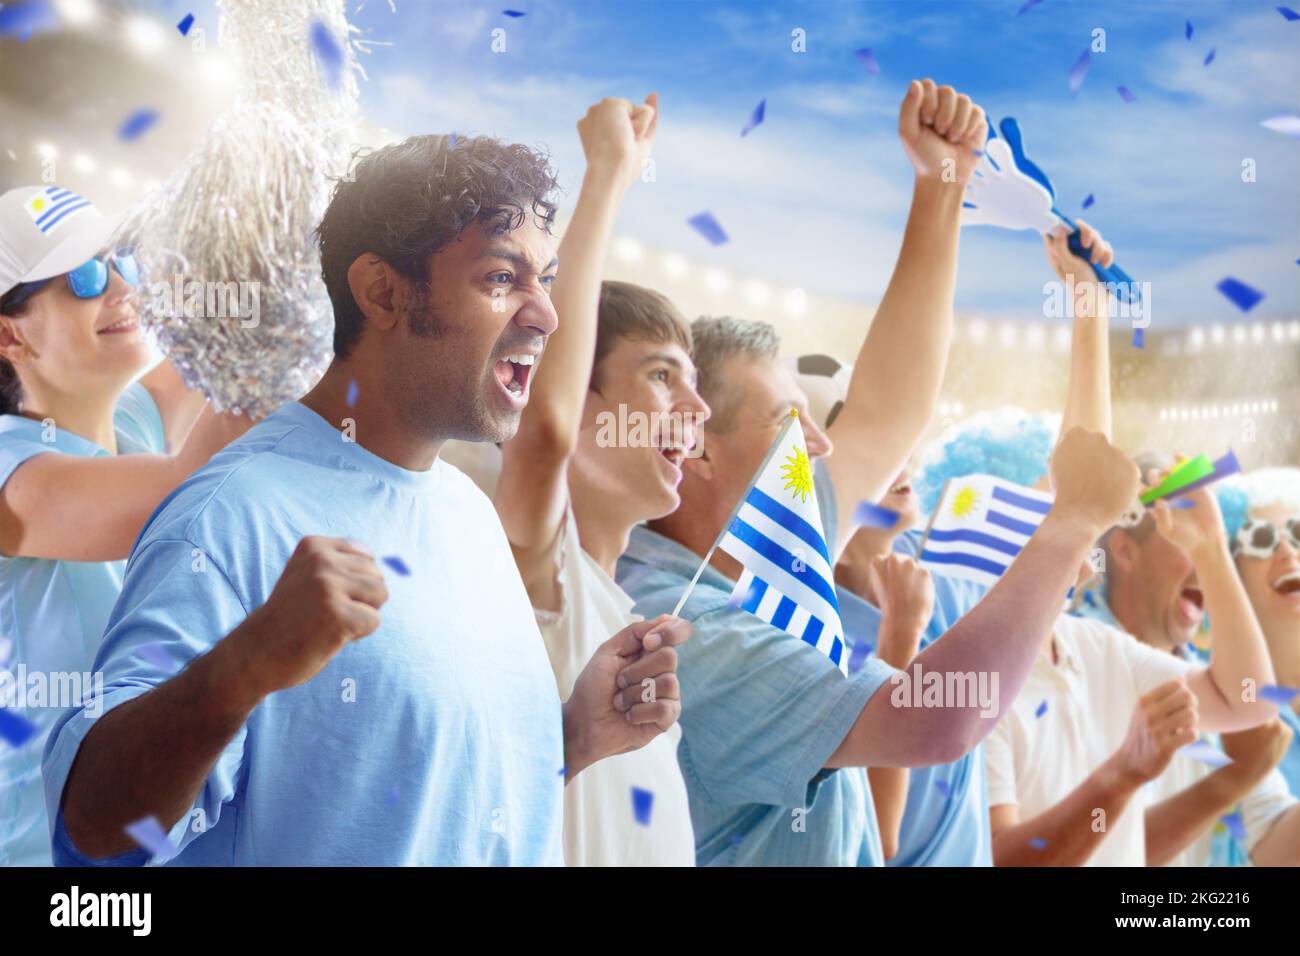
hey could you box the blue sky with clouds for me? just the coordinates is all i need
[166,0,1300,326]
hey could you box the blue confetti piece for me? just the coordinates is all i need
[0,709,39,748]
[847,641,874,676]
[381,555,411,577]
[1260,684,1300,705]
[730,833,743,845]
[1185,21,1193,40]
[934,780,951,799]
[177,13,195,36]
[503,9,527,16]
[0,1,56,38]
[557,766,567,776]
[1029,837,1047,850]
[740,98,766,137]
[1180,740,1232,768]
[449,132,458,148]
[1116,85,1136,103]
[1034,699,1048,718]
[1067,50,1091,95]
[124,816,178,862]
[346,379,359,407]
[310,19,344,90]
[138,643,179,675]
[1279,6,1300,21]
[1082,193,1094,209]
[854,48,880,75]
[117,109,160,142]
[1169,497,1196,509]
[687,211,728,246]
[1215,277,1264,312]
[1203,48,1215,66]
[852,500,900,530]
[385,786,400,806]
[1131,327,1144,349]
[1221,811,1246,841]
[1017,0,1044,14]
[631,786,654,826]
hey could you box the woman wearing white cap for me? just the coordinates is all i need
[0,185,251,866]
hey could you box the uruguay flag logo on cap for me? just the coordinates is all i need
[23,186,93,235]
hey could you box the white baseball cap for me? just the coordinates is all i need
[0,185,122,299]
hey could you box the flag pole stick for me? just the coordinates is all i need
[915,478,950,558]
[670,410,801,618]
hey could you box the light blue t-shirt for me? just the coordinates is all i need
[1277,705,1300,799]
[615,464,899,866]
[0,383,165,867]
[886,530,991,867]
[42,401,564,866]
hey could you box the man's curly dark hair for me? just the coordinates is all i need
[316,134,559,359]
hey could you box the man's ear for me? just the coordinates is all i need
[346,255,401,334]
[1109,531,1139,573]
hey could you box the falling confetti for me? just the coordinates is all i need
[381,555,411,576]
[1017,0,1044,14]
[117,109,161,142]
[1180,740,1232,768]
[1116,85,1136,103]
[1203,49,1215,66]
[1028,837,1047,850]
[740,98,766,137]
[934,779,952,799]
[503,9,527,16]
[631,786,654,826]
[557,766,567,776]
[177,13,195,36]
[124,816,179,862]
[1082,193,1094,209]
[852,501,900,530]
[1215,277,1264,312]
[1185,21,1193,40]
[854,48,880,75]
[1169,497,1196,509]
[137,643,179,675]
[1278,6,1300,21]
[1132,327,1145,350]
[687,211,728,246]
[310,19,344,89]
[1034,699,1048,718]
[346,379,359,407]
[1067,50,1090,95]
[385,786,400,806]
[1260,684,1300,705]
[847,641,874,676]
[0,709,39,748]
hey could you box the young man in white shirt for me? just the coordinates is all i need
[494,94,707,865]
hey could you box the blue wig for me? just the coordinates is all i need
[1214,485,1250,544]
[916,414,1056,516]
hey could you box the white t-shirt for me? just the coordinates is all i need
[534,506,695,866]
[985,613,1194,866]
[1146,746,1296,867]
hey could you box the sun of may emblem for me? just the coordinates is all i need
[950,484,981,519]
[781,446,814,503]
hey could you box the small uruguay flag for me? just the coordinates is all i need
[23,186,93,235]
[918,474,1054,588]
[674,410,847,674]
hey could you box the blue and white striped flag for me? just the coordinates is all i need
[919,474,1054,588]
[23,186,93,235]
[712,411,848,674]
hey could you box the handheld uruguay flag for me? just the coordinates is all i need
[918,474,1054,588]
[677,410,848,674]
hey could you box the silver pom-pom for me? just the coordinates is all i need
[119,0,364,417]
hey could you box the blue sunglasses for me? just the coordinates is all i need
[4,252,139,310]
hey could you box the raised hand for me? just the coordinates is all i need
[898,78,988,186]
[1045,219,1113,285]
[867,553,934,665]
[576,93,659,195]
[1049,427,1142,535]
[1148,465,1227,559]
